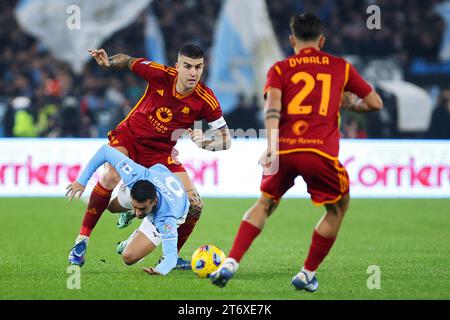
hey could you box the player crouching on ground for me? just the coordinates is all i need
[66,144,189,275]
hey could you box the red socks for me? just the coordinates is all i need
[79,182,112,236]
[304,230,336,271]
[228,220,262,263]
[177,215,200,252]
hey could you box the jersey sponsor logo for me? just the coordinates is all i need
[147,115,169,134]
[156,89,164,96]
[292,120,309,136]
[156,107,173,123]
[279,136,324,146]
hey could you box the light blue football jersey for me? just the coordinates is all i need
[77,145,189,275]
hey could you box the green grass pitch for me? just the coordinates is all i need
[0,197,449,300]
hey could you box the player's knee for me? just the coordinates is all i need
[122,251,138,265]
[326,203,345,219]
[258,197,278,217]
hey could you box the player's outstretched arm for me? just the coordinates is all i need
[88,48,137,69]
[65,145,148,202]
[76,145,147,187]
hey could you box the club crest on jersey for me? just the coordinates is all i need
[292,120,309,136]
[156,107,173,123]
[181,106,190,115]
[120,163,133,175]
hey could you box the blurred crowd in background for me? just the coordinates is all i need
[1,0,449,139]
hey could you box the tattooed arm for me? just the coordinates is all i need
[88,48,137,69]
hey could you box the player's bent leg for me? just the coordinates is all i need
[211,194,279,288]
[121,231,157,265]
[120,217,160,265]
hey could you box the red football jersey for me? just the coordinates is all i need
[264,47,372,159]
[115,58,225,154]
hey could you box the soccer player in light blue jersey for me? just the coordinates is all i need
[66,145,190,275]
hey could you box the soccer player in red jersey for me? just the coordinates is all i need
[211,13,383,291]
[68,44,231,268]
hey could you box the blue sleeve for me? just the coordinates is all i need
[77,145,148,187]
[153,216,178,275]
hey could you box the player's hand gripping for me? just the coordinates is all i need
[88,48,110,67]
[188,128,204,148]
[65,181,86,202]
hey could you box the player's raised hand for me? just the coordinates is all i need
[88,48,110,67]
[143,267,162,276]
[187,128,204,148]
[66,181,86,202]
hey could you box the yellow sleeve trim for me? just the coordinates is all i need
[195,86,219,110]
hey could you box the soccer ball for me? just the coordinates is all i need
[191,244,226,278]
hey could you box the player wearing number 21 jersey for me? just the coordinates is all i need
[211,13,383,290]
[68,144,189,275]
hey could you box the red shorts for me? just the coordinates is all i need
[107,130,186,173]
[260,152,349,205]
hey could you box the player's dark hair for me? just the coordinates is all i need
[178,44,204,59]
[290,13,325,41]
[130,180,157,203]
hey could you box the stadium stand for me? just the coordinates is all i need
[0,0,448,138]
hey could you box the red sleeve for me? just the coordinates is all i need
[197,86,226,129]
[344,63,373,98]
[263,62,283,98]
[131,58,173,83]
